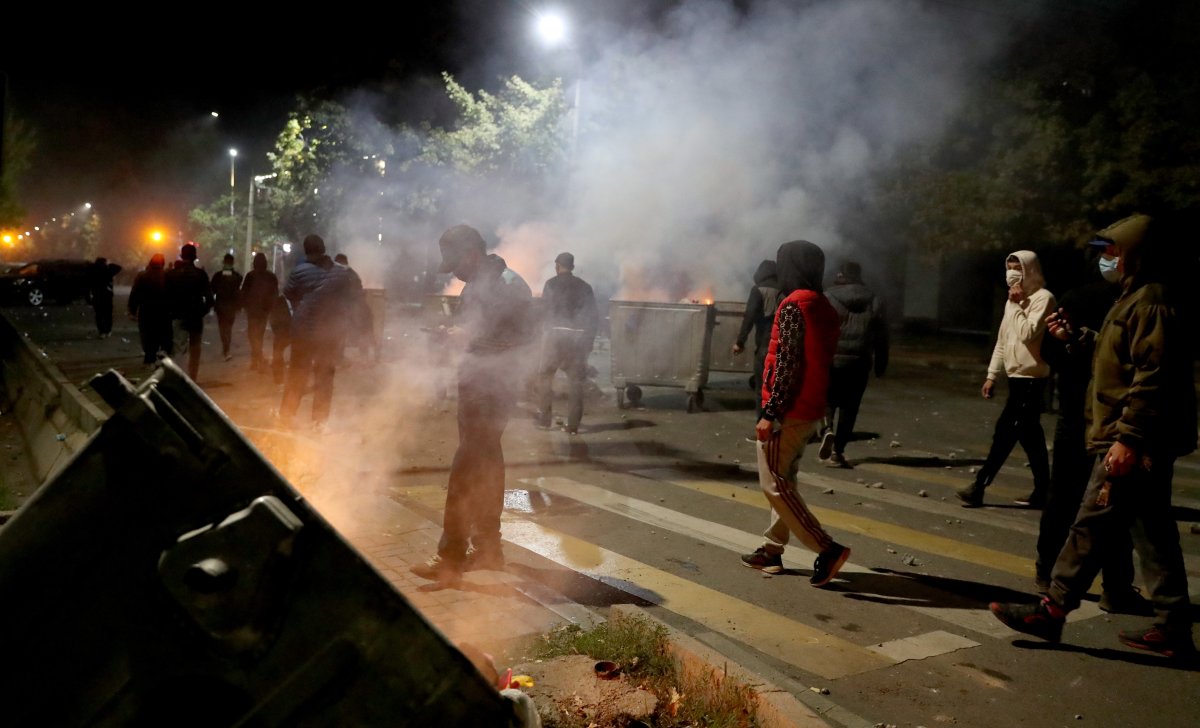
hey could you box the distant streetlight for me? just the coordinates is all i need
[83,202,92,210]
[245,172,277,271]
[211,111,220,118]
[533,8,582,162]
[228,148,238,219]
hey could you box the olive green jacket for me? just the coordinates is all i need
[1087,281,1197,457]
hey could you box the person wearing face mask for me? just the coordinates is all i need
[990,212,1197,658]
[1030,238,1145,612]
[956,250,1056,509]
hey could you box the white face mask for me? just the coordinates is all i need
[1005,269,1023,287]
[1098,256,1120,283]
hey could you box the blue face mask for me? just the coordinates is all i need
[1098,256,1120,282]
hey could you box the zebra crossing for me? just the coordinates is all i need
[393,453,1200,687]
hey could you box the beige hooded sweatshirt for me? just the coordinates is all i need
[987,249,1056,380]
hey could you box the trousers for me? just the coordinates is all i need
[757,417,835,555]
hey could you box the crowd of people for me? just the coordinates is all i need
[100,211,1196,660]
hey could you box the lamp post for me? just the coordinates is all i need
[245,173,276,272]
[534,9,581,162]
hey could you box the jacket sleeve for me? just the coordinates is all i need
[1116,303,1170,449]
[736,287,763,348]
[1011,290,1054,343]
[760,301,805,422]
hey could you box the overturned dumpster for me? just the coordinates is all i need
[608,300,714,412]
[0,360,516,727]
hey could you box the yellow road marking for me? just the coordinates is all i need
[500,519,894,679]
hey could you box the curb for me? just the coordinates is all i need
[610,604,834,728]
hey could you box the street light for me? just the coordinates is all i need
[533,8,581,162]
[228,148,238,219]
[245,172,277,272]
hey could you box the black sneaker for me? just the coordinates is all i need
[956,485,984,508]
[810,544,851,587]
[410,554,463,582]
[1117,626,1196,658]
[1099,587,1154,616]
[740,547,783,574]
[817,431,835,461]
[989,599,1064,643]
[464,546,506,572]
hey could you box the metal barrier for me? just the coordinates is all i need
[0,360,515,727]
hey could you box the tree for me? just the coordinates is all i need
[0,113,35,228]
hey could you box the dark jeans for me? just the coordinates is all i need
[215,307,237,357]
[280,337,336,423]
[270,320,290,385]
[1036,403,1133,587]
[173,320,203,380]
[138,317,172,364]
[246,313,268,368]
[824,359,871,455]
[438,363,515,562]
[93,294,113,335]
[1049,456,1191,630]
[973,377,1050,496]
[536,329,588,430]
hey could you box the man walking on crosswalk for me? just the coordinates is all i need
[740,239,852,587]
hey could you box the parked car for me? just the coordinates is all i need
[0,259,95,307]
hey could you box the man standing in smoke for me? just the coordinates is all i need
[277,234,354,432]
[732,259,780,423]
[534,252,599,435]
[412,224,534,581]
[739,240,852,587]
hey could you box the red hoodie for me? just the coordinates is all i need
[760,289,841,422]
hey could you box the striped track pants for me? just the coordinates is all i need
[756,417,834,555]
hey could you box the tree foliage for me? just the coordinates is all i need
[0,114,36,228]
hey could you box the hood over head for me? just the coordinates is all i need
[148,253,165,269]
[1091,212,1171,292]
[1007,250,1045,295]
[776,240,825,295]
[753,259,779,288]
[252,252,267,272]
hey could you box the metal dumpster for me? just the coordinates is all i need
[609,299,714,412]
[0,359,515,727]
[706,300,755,375]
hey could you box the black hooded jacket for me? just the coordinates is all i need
[825,276,889,373]
[776,241,825,295]
[736,260,781,355]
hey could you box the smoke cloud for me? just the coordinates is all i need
[325,0,1018,305]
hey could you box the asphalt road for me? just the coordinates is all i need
[5,293,1200,728]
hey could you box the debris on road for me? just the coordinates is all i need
[918,490,929,497]
[902,554,922,566]
[889,440,901,448]
[822,488,835,495]
[886,547,897,554]
[870,482,885,489]
[810,686,830,695]
[1189,523,1200,535]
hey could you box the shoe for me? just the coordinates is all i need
[564,426,579,435]
[1117,625,1196,658]
[1034,576,1051,595]
[824,452,849,468]
[740,547,783,574]
[410,554,463,581]
[1013,492,1045,508]
[1099,587,1154,616]
[817,431,835,461]
[533,412,551,429]
[224,354,233,362]
[464,546,506,572]
[810,544,851,587]
[311,420,330,435]
[989,599,1064,643]
[956,485,984,508]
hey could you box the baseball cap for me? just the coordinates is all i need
[554,252,575,269]
[1089,213,1150,251]
[438,225,486,273]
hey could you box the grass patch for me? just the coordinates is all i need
[515,613,760,728]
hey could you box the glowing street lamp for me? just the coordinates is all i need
[534,9,568,47]
[228,148,238,219]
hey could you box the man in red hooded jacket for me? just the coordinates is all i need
[739,240,851,587]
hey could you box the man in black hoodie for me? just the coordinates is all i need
[211,253,243,361]
[816,262,889,467]
[534,252,598,435]
[733,259,780,421]
[412,225,534,581]
[165,243,214,381]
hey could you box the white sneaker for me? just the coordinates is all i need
[817,431,835,461]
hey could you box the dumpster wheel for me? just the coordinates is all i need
[686,390,704,413]
[625,385,643,408]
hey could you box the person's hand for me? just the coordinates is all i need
[1007,283,1024,303]
[755,418,773,442]
[1047,308,1073,341]
[1103,441,1137,478]
[731,342,744,355]
[981,379,995,399]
